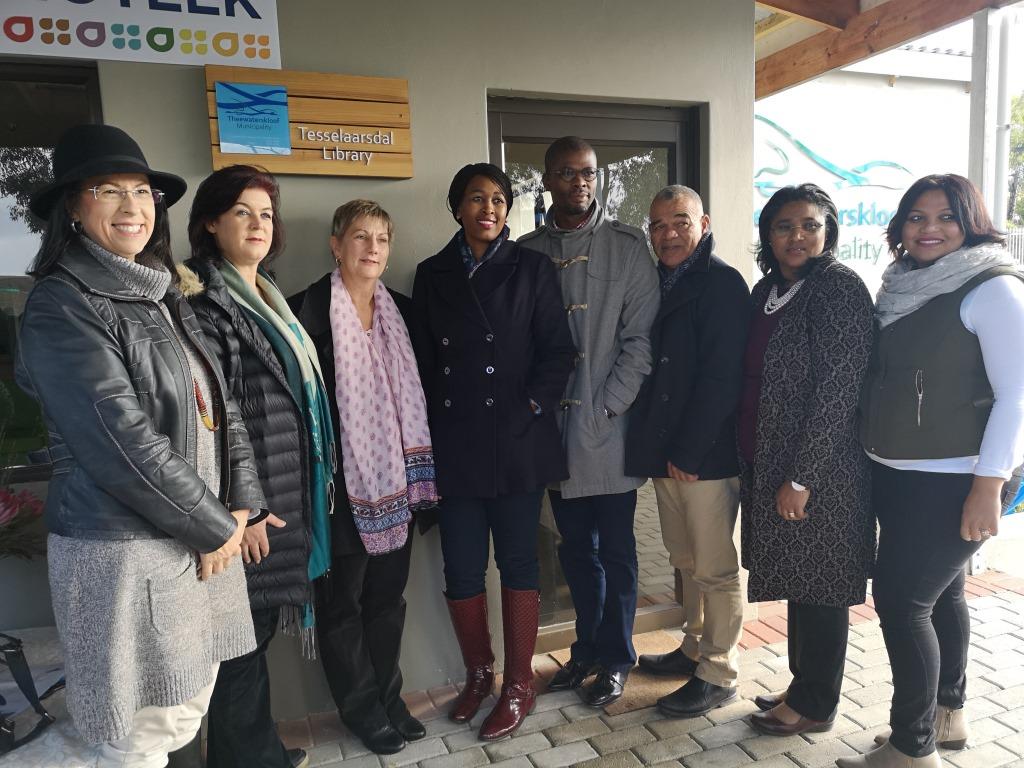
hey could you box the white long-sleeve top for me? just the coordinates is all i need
[867,274,1024,479]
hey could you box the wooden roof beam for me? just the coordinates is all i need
[756,0,859,31]
[755,12,799,40]
[756,0,1019,100]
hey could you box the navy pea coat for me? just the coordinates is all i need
[411,235,575,499]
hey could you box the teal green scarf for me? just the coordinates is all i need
[219,261,336,638]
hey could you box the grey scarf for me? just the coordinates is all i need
[79,236,171,300]
[875,243,1017,328]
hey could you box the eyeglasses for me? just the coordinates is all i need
[551,167,598,182]
[650,219,695,236]
[770,221,824,237]
[85,186,164,205]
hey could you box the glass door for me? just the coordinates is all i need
[0,60,101,629]
[488,97,699,633]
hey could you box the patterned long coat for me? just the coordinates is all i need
[740,256,876,607]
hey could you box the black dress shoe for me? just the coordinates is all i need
[351,719,406,755]
[581,669,628,707]
[548,659,598,691]
[391,709,426,741]
[657,676,737,718]
[287,748,309,768]
[638,647,698,677]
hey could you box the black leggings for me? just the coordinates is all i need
[871,463,982,758]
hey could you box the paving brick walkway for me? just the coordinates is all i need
[279,569,1024,768]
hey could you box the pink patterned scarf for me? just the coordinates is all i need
[329,271,437,554]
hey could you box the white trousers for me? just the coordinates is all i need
[94,663,219,768]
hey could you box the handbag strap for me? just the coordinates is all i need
[0,633,56,754]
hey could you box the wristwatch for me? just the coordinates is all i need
[790,480,807,492]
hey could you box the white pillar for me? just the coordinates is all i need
[968,9,999,211]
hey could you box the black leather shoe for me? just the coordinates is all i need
[638,647,698,677]
[548,659,598,691]
[581,669,628,707]
[657,677,737,718]
[352,719,406,755]
[287,748,309,768]
[390,710,426,741]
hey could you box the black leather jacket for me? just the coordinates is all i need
[15,244,266,553]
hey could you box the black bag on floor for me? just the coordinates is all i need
[0,632,61,755]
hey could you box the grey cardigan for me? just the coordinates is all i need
[520,204,660,498]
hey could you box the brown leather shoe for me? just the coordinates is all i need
[479,588,539,740]
[446,593,495,723]
[754,691,786,711]
[749,708,834,736]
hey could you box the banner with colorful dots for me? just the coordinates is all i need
[0,0,280,69]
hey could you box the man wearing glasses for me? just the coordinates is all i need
[520,136,659,707]
[626,186,750,718]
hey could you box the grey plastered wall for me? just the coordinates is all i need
[96,0,755,717]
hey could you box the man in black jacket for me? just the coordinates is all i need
[625,186,750,717]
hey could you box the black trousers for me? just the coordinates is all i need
[872,463,982,758]
[206,606,290,768]
[549,489,639,674]
[315,531,414,732]
[784,602,849,722]
[437,490,543,599]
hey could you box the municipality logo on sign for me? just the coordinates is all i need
[215,81,291,155]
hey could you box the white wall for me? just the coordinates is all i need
[96,0,755,712]
[755,68,970,294]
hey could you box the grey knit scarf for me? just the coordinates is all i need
[875,243,1017,328]
[79,236,171,300]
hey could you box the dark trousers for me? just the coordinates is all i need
[549,489,638,674]
[206,606,290,768]
[784,602,849,722]
[315,532,414,732]
[872,463,982,758]
[438,490,543,599]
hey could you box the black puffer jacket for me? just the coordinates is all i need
[15,243,265,553]
[182,259,312,612]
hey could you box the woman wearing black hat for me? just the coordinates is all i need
[15,124,266,767]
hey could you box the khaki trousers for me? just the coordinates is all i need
[652,477,742,687]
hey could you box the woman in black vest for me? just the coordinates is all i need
[411,163,574,740]
[184,165,334,768]
[737,184,875,739]
[842,175,1024,768]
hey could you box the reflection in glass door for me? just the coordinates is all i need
[504,142,670,239]
[488,98,699,631]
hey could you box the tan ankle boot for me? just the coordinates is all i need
[835,742,942,767]
[934,704,970,749]
[873,703,970,750]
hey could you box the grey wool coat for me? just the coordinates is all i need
[519,204,660,499]
[740,256,876,608]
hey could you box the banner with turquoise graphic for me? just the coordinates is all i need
[216,82,290,155]
[0,0,280,69]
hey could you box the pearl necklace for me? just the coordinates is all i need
[763,279,805,315]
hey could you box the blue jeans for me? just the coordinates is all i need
[438,491,543,599]
[549,489,638,674]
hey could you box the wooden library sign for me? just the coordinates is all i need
[205,64,412,178]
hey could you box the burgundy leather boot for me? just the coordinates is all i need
[446,593,495,723]
[479,587,539,740]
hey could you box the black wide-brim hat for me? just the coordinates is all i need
[29,123,187,220]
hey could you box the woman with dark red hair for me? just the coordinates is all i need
[181,165,336,768]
